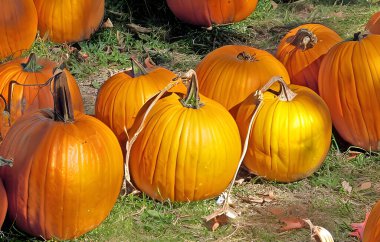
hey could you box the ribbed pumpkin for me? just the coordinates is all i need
[365,11,380,34]
[276,24,342,93]
[95,59,185,146]
[129,71,241,201]
[0,72,123,240]
[364,200,380,242]
[0,53,84,137]
[0,179,6,230]
[196,45,290,116]
[318,34,380,151]
[33,0,105,43]
[0,0,37,60]
[236,77,332,182]
[166,0,258,27]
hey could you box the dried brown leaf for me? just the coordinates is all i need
[126,23,152,34]
[359,182,372,191]
[102,18,114,28]
[270,0,278,9]
[279,217,306,232]
[342,181,352,193]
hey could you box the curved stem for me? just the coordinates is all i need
[289,28,318,51]
[21,53,43,72]
[53,72,74,122]
[259,76,297,101]
[180,70,203,109]
[130,56,148,77]
[237,52,257,61]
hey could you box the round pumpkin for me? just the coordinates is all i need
[0,179,6,230]
[276,24,342,93]
[318,34,380,151]
[0,0,37,60]
[33,0,105,43]
[365,11,380,34]
[236,77,332,182]
[95,59,185,146]
[0,72,123,240]
[364,200,380,242]
[196,45,290,116]
[166,0,258,27]
[0,53,84,138]
[129,71,241,201]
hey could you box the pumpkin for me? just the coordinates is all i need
[129,70,241,201]
[0,53,84,138]
[166,0,258,27]
[196,45,290,116]
[276,24,342,93]
[95,58,185,146]
[364,200,380,242]
[0,179,6,230]
[33,0,105,43]
[365,11,380,34]
[236,77,332,182]
[0,72,123,240]
[0,0,37,60]
[318,34,380,151]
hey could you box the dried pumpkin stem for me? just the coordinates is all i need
[180,70,204,109]
[289,28,318,51]
[130,56,148,77]
[53,72,75,123]
[22,53,43,72]
[237,52,258,61]
[260,76,297,101]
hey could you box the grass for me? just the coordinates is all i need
[1,0,380,241]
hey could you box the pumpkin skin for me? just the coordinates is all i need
[318,34,380,151]
[196,45,290,115]
[0,179,7,230]
[276,24,342,93]
[364,200,380,242]
[166,0,258,27]
[0,0,37,60]
[0,73,123,240]
[0,54,84,137]
[129,73,241,201]
[365,11,380,34]
[33,0,105,43]
[236,80,332,182]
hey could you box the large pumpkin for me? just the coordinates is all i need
[129,71,241,201]
[364,200,380,242]
[0,179,7,230]
[365,11,380,34]
[95,59,184,146]
[0,53,84,138]
[318,34,380,151]
[166,0,258,27]
[0,72,123,240]
[236,77,332,182]
[33,0,105,43]
[196,45,290,116]
[276,24,342,93]
[0,0,37,60]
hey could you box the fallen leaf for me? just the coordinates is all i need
[102,18,114,28]
[270,0,278,9]
[269,207,286,217]
[279,217,306,232]
[235,178,245,185]
[349,212,370,241]
[342,181,352,193]
[359,182,372,191]
[126,23,152,34]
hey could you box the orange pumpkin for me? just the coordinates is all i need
[0,0,37,59]
[276,24,342,93]
[0,179,6,230]
[236,77,332,182]
[364,200,380,242]
[0,53,84,138]
[196,45,290,116]
[129,71,241,201]
[365,11,380,34]
[0,72,123,240]
[33,0,105,43]
[318,34,380,151]
[166,0,258,27]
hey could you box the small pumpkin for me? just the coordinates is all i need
[318,34,380,151]
[33,0,105,43]
[365,11,380,34]
[196,45,290,116]
[0,72,123,240]
[0,0,38,59]
[236,77,332,182]
[364,200,380,242]
[276,24,342,93]
[166,0,258,27]
[0,178,6,230]
[129,70,241,201]
[0,53,84,138]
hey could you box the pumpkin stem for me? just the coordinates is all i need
[289,28,318,51]
[237,52,258,61]
[130,56,148,77]
[53,72,75,122]
[180,70,204,109]
[260,76,297,101]
[0,156,13,167]
[353,31,368,41]
[21,53,43,72]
